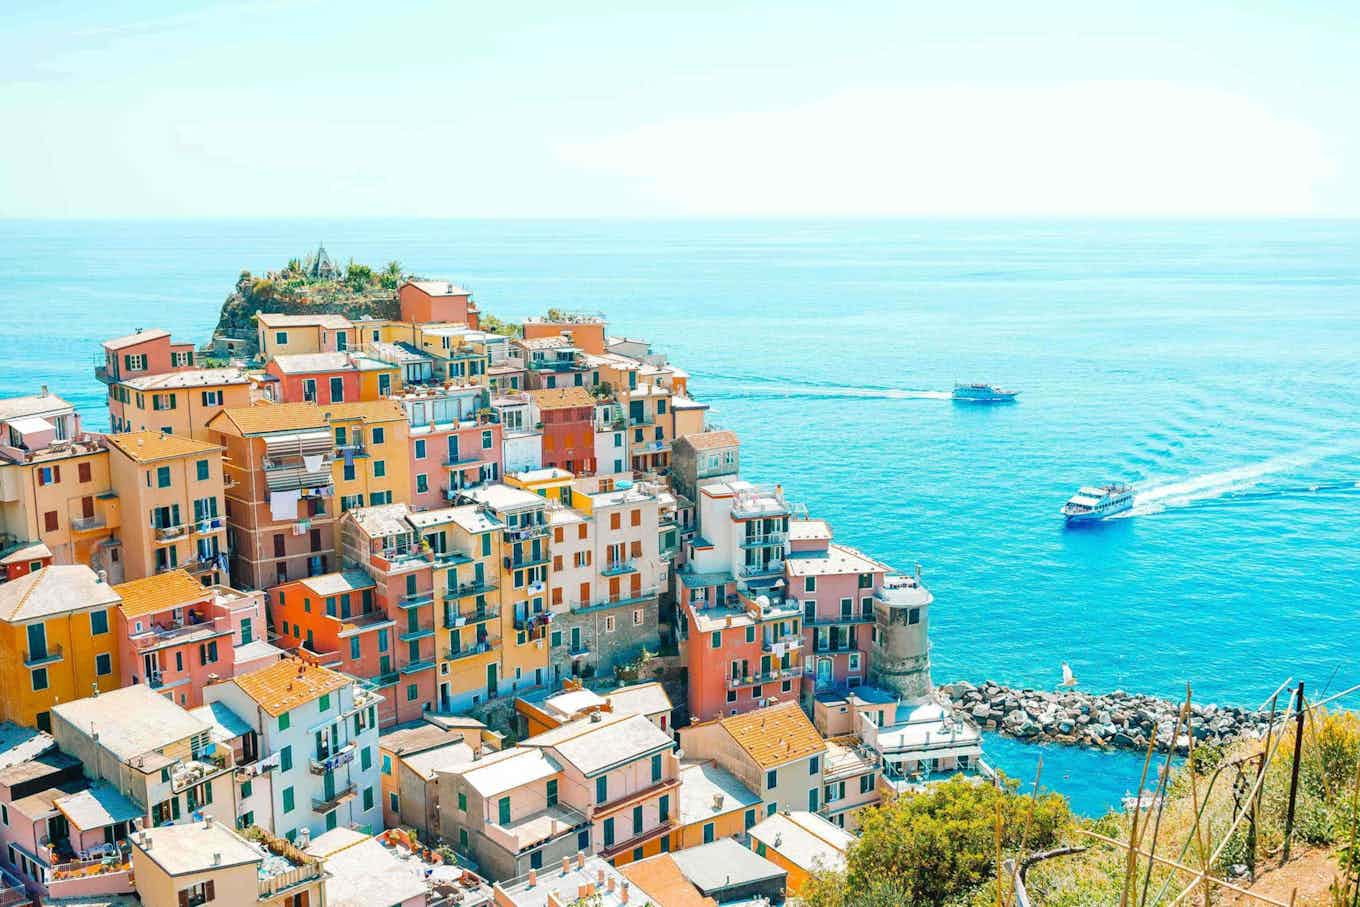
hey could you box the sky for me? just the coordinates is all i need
[3,0,1358,218]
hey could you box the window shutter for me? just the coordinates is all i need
[205,880,215,901]
[178,890,189,907]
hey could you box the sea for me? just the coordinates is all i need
[2,218,1357,815]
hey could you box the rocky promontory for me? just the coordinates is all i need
[941,680,1275,755]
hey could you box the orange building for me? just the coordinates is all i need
[398,280,480,327]
[207,403,337,590]
[104,431,229,582]
[522,314,606,356]
[528,387,596,475]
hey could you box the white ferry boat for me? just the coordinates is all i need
[952,383,1019,403]
[1061,483,1134,523]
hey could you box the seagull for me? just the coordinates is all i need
[1060,663,1079,688]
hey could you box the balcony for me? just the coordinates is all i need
[811,639,860,654]
[70,514,107,533]
[430,548,472,567]
[130,614,232,652]
[444,642,493,662]
[809,613,875,626]
[335,443,367,460]
[600,560,636,577]
[762,634,803,653]
[154,523,189,542]
[513,612,552,632]
[24,644,63,667]
[568,587,658,615]
[371,672,400,688]
[444,605,499,629]
[445,579,497,599]
[311,781,358,812]
[399,623,435,643]
[443,452,483,468]
[258,860,325,900]
[504,552,549,570]
[399,658,436,675]
[503,524,548,543]
[740,532,787,549]
[398,591,434,609]
[738,561,784,579]
[192,516,225,535]
[309,742,356,775]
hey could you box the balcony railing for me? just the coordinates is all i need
[600,560,636,577]
[443,452,483,467]
[24,644,63,667]
[444,605,499,629]
[192,515,225,534]
[568,587,658,615]
[809,613,875,626]
[399,658,436,675]
[309,742,356,775]
[503,525,548,542]
[811,640,859,654]
[371,671,400,688]
[740,532,787,549]
[504,552,549,569]
[444,642,493,662]
[70,514,107,533]
[399,623,435,643]
[258,862,324,900]
[154,523,189,542]
[445,579,497,599]
[762,634,803,653]
[311,781,358,812]
[738,561,784,578]
[398,591,434,609]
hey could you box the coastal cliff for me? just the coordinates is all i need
[210,247,401,356]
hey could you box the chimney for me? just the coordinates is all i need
[528,869,538,887]
[96,570,107,584]
[621,881,631,904]
[589,711,602,723]
[575,852,585,870]
[212,852,222,866]
[596,868,605,886]
[562,856,571,875]
[606,877,615,893]
[39,385,48,397]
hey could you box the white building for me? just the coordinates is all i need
[203,658,383,842]
[491,393,542,474]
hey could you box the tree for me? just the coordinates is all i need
[345,261,375,289]
[817,777,1071,907]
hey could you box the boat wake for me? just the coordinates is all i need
[705,383,952,401]
[1114,446,1360,517]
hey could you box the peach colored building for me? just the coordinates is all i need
[104,431,228,583]
[257,312,357,360]
[105,368,256,439]
[398,280,480,327]
[522,314,606,356]
[1,392,119,577]
[207,403,337,590]
[112,568,271,710]
[528,387,596,475]
[97,328,197,386]
[393,384,502,509]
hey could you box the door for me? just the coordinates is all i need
[486,663,498,698]
[570,627,581,652]
[447,436,459,465]
[816,657,833,689]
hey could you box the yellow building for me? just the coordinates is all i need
[256,312,357,360]
[464,484,552,697]
[104,431,229,582]
[0,564,122,731]
[0,392,120,574]
[107,368,256,441]
[504,466,574,503]
[406,504,505,712]
[327,400,412,512]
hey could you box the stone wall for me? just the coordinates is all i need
[941,680,1273,754]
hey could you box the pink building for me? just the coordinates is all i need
[97,328,197,384]
[264,351,397,404]
[394,385,502,508]
[112,569,273,710]
[784,519,884,696]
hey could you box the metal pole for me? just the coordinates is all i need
[1281,682,1305,864]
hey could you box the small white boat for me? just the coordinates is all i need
[952,383,1019,403]
[1061,483,1134,523]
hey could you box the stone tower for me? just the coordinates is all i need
[869,568,935,702]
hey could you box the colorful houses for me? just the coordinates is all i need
[398,280,480,328]
[0,565,122,732]
[203,658,384,840]
[528,387,596,475]
[265,350,399,404]
[256,312,358,360]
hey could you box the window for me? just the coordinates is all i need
[703,822,715,843]
[407,684,418,701]
[745,625,755,643]
[416,473,428,494]
[744,808,756,829]
[382,754,393,775]
[363,786,375,811]
[78,461,92,483]
[651,753,662,782]
[603,817,615,848]
[31,668,48,691]
[710,631,722,649]
[578,829,590,851]
[457,791,467,812]
[766,769,777,790]
[546,779,558,807]
[179,879,216,906]
[37,465,60,486]
[374,460,386,478]
[350,637,361,660]
[909,608,921,625]
[809,788,820,811]
[860,773,875,794]
[805,576,816,592]
[44,510,59,532]
[482,430,493,449]
[196,459,210,481]
[279,711,291,731]
[282,787,295,813]
[279,746,293,772]
[89,609,109,635]
[596,775,608,804]
[156,466,171,488]
[632,804,643,834]
[95,652,112,676]
[633,608,643,626]
[498,796,511,825]
[390,792,400,812]
[241,779,253,799]
[201,390,221,406]
[809,755,820,775]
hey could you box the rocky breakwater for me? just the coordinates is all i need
[941,680,1273,755]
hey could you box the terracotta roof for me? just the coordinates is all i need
[716,701,826,769]
[620,854,717,907]
[0,565,121,622]
[526,386,595,410]
[207,402,327,436]
[321,400,405,423]
[104,431,221,464]
[680,430,738,452]
[102,328,169,350]
[113,570,207,619]
[230,658,352,716]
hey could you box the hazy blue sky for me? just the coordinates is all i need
[4,1,1357,218]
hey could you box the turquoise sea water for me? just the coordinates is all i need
[2,219,1356,815]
